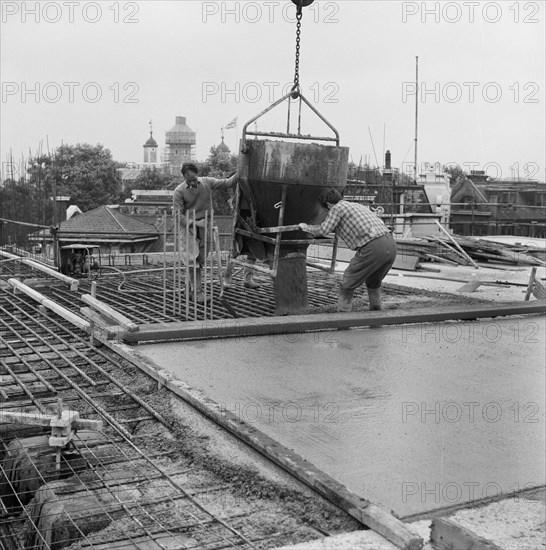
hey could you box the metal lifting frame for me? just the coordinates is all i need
[228,89,342,280]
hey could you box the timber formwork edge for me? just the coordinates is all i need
[124,300,546,343]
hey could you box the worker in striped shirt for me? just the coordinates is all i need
[299,188,397,312]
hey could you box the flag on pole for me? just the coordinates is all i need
[224,117,237,130]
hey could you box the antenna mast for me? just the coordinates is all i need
[414,56,419,184]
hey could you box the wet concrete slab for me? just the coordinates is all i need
[136,315,546,517]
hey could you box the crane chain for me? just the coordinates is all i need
[292,6,303,97]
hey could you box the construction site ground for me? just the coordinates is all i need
[1,253,545,550]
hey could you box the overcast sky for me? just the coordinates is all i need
[1,0,545,181]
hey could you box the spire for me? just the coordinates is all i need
[217,131,230,153]
[144,119,158,148]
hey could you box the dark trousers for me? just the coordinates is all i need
[341,233,397,292]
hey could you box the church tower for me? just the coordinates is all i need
[217,127,230,154]
[143,121,158,165]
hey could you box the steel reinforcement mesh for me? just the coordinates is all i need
[22,265,346,324]
[0,289,270,550]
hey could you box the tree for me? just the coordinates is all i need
[443,165,467,188]
[0,177,40,245]
[198,146,238,215]
[26,143,123,213]
[200,145,238,178]
[122,166,173,199]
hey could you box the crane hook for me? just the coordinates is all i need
[291,0,314,16]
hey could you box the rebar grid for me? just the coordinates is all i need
[2,438,254,550]
[0,257,39,280]
[28,266,341,326]
[0,291,259,550]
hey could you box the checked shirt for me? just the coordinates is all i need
[306,200,390,250]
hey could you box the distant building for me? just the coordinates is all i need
[29,205,161,256]
[217,136,230,154]
[118,164,142,191]
[450,171,546,237]
[162,116,196,174]
[119,117,197,188]
[143,121,158,165]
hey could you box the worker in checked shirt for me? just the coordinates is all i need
[299,187,397,312]
[173,162,238,303]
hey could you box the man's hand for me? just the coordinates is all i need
[191,219,206,228]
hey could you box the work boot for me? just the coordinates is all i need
[223,261,234,289]
[337,288,353,312]
[367,287,382,311]
[190,268,207,304]
[243,268,261,289]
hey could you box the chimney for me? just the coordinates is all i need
[176,116,186,125]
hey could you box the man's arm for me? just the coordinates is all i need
[299,207,340,237]
[173,187,191,228]
[209,171,238,190]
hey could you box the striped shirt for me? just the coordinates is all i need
[173,173,237,220]
[306,200,390,250]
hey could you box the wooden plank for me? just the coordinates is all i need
[431,517,503,550]
[255,224,302,234]
[235,228,277,244]
[434,224,479,268]
[525,267,537,301]
[22,278,56,288]
[306,260,335,273]
[424,254,460,266]
[107,340,424,550]
[230,257,273,275]
[533,277,546,299]
[124,300,546,343]
[79,307,121,341]
[456,280,483,293]
[416,265,441,273]
[392,254,420,271]
[0,250,79,289]
[8,278,90,332]
[81,294,139,332]
[425,236,472,265]
[499,249,546,266]
[0,410,103,431]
